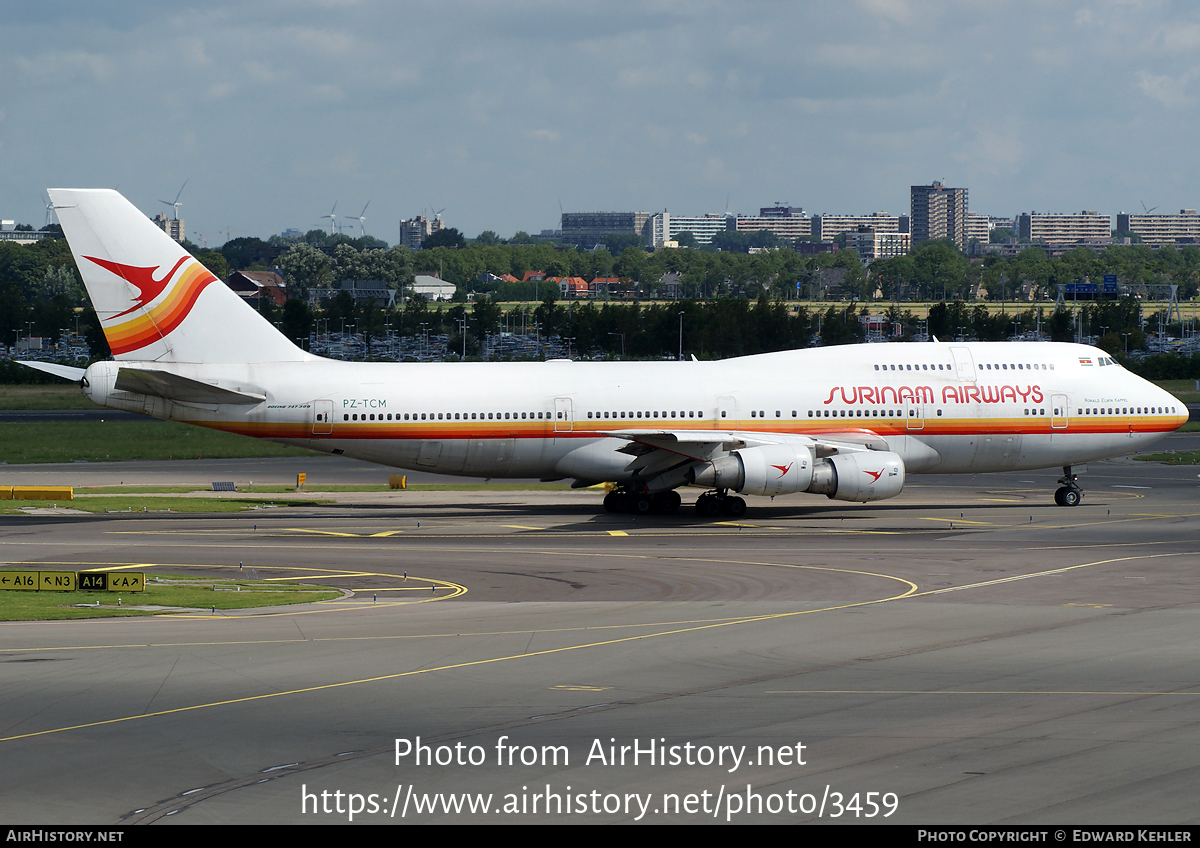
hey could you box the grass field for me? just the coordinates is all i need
[0,573,342,620]
[1154,379,1200,404]
[0,420,319,463]
[1133,449,1200,464]
[0,384,93,409]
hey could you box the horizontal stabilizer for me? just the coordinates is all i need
[115,367,265,405]
[16,361,87,382]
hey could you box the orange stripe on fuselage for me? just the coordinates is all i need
[187,415,1186,441]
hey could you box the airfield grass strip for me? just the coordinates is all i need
[0,574,342,620]
[0,420,319,463]
[0,385,95,410]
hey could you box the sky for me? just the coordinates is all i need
[2,0,1199,245]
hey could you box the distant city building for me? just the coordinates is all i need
[560,212,650,247]
[845,228,911,264]
[966,213,991,245]
[910,181,968,248]
[648,212,731,247]
[399,215,444,251]
[759,205,806,218]
[812,213,900,243]
[735,208,812,240]
[1017,211,1111,243]
[0,229,49,245]
[281,228,303,240]
[152,213,185,243]
[1115,210,1200,244]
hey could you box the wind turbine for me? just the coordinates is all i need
[1141,201,1160,214]
[159,179,189,220]
[42,193,56,228]
[321,201,339,234]
[351,201,370,237]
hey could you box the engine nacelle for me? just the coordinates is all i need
[691,446,905,502]
[82,360,135,411]
[690,444,814,496]
[807,451,905,502]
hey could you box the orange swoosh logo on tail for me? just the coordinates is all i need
[86,256,217,355]
[85,255,191,319]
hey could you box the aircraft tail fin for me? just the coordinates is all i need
[47,188,309,364]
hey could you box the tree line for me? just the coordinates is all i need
[2,228,1198,380]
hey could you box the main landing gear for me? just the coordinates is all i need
[1054,465,1083,507]
[694,490,747,518]
[603,486,682,515]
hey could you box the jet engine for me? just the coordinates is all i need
[689,445,905,503]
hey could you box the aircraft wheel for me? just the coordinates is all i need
[1060,487,1081,507]
[721,496,747,517]
[603,491,627,513]
[653,491,681,515]
[695,493,721,517]
[631,495,654,515]
[1053,487,1066,506]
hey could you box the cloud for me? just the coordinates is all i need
[1136,70,1194,107]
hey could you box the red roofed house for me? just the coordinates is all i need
[589,276,620,297]
[225,270,288,306]
[559,276,590,298]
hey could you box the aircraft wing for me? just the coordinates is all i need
[114,367,266,405]
[593,427,891,476]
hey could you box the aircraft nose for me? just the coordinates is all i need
[1161,388,1189,429]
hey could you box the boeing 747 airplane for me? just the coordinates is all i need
[20,189,1189,517]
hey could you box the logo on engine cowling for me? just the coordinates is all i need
[771,463,793,478]
[863,468,884,483]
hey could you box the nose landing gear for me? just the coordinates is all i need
[1054,466,1083,507]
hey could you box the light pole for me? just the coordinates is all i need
[607,332,624,359]
[678,311,684,361]
[1122,332,1131,355]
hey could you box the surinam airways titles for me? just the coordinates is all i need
[822,384,1045,406]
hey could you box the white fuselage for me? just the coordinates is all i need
[83,341,1187,486]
